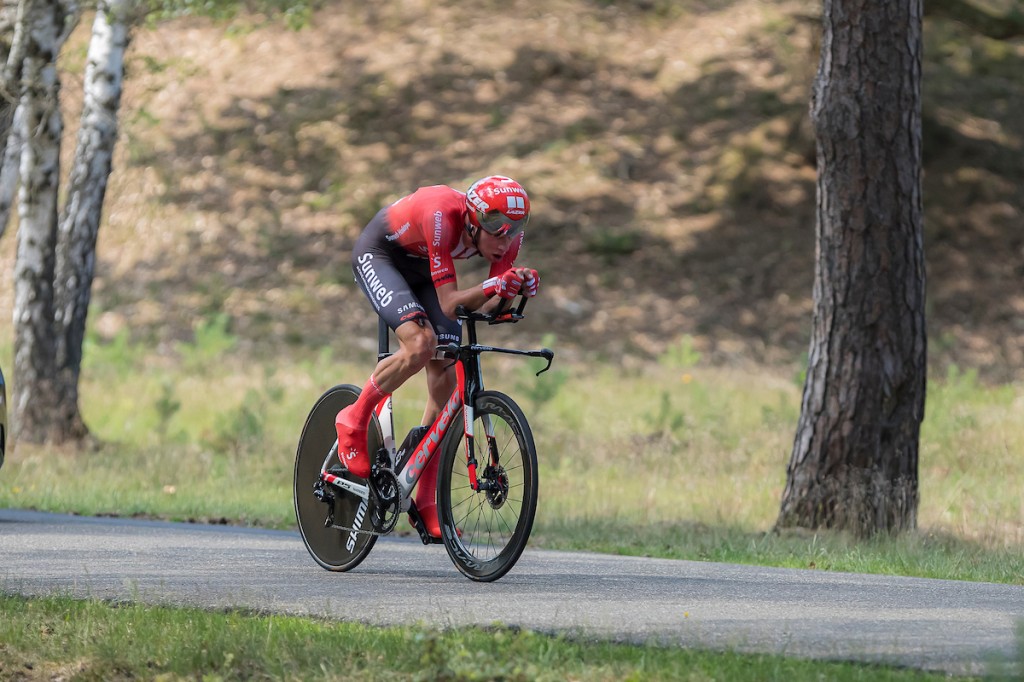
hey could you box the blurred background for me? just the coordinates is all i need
[1,0,1019,380]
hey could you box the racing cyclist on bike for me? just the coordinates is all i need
[337,175,540,539]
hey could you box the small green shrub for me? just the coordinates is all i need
[83,328,148,377]
[154,379,182,441]
[585,229,641,259]
[177,313,237,368]
[203,370,283,460]
[659,335,702,369]
[644,390,686,437]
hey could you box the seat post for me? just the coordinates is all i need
[377,317,390,361]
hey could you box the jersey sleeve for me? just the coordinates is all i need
[428,209,460,288]
[487,231,524,278]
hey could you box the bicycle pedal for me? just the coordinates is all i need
[406,503,437,545]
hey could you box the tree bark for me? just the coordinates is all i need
[53,0,130,440]
[0,103,24,237]
[0,0,29,240]
[10,0,75,445]
[777,0,927,536]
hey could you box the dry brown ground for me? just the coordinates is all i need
[1,0,1021,380]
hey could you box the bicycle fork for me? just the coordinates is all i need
[456,357,503,494]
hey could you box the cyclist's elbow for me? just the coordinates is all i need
[440,301,459,320]
[435,284,460,320]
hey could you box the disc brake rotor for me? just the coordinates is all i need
[484,465,510,509]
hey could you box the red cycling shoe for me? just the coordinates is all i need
[410,450,461,540]
[335,404,371,479]
[413,444,442,537]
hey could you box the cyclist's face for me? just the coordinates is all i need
[477,229,513,263]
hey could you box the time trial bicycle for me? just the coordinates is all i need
[293,295,554,582]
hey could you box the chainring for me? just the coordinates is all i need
[369,467,401,534]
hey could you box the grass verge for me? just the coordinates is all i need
[0,333,1022,585]
[0,593,971,681]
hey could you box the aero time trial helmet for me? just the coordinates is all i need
[466,175,530,238]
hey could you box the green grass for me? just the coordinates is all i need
[1,330,1023,585]
[2,339,1018,679]
[0,593,966,682]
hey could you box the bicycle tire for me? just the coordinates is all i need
[293,384,381,572]
[436,390,538,582]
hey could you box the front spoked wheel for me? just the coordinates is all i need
[437,391,538,582]
[294,384,381,572]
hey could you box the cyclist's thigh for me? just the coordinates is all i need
[413,280,462,347]
[351,214,430,330]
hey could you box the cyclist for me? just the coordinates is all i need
[336,175,540,538]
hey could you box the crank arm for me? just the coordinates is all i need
[321,471,370,501]
[318,441,370,501]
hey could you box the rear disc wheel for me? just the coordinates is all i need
[293,384,380,571]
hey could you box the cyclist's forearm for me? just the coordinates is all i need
[435,282,493,319]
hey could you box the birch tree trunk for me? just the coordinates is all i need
[0,104,23,235]
[0,0,29,239]
[10,0,76,445]
[52,0,130,440]
[776,0,926,536]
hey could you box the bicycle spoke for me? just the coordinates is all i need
[451,490,476,512]
[439,392,538,581]
[495,507,517,538]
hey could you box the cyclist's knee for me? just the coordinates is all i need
[399,324,437,371]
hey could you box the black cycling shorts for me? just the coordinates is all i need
[351,208,463,345]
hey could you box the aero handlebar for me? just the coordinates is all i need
[455,292,529,324]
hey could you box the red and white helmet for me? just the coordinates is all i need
[466,175,530,238]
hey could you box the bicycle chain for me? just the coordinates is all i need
[326,521,388,537]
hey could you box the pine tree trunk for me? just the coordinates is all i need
[52,0,130,441]
[777,0,927,536]
[11,0,72,445]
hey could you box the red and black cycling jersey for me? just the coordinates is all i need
[384,185,522,288]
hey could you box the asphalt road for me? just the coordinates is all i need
[1,509,1021,676]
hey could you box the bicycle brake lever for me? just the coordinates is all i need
[437,342,461,358]
[534,348,555,376]
[435,342,462,371]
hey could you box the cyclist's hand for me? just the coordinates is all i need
[482,269,524,299]
[521,268,540,297]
